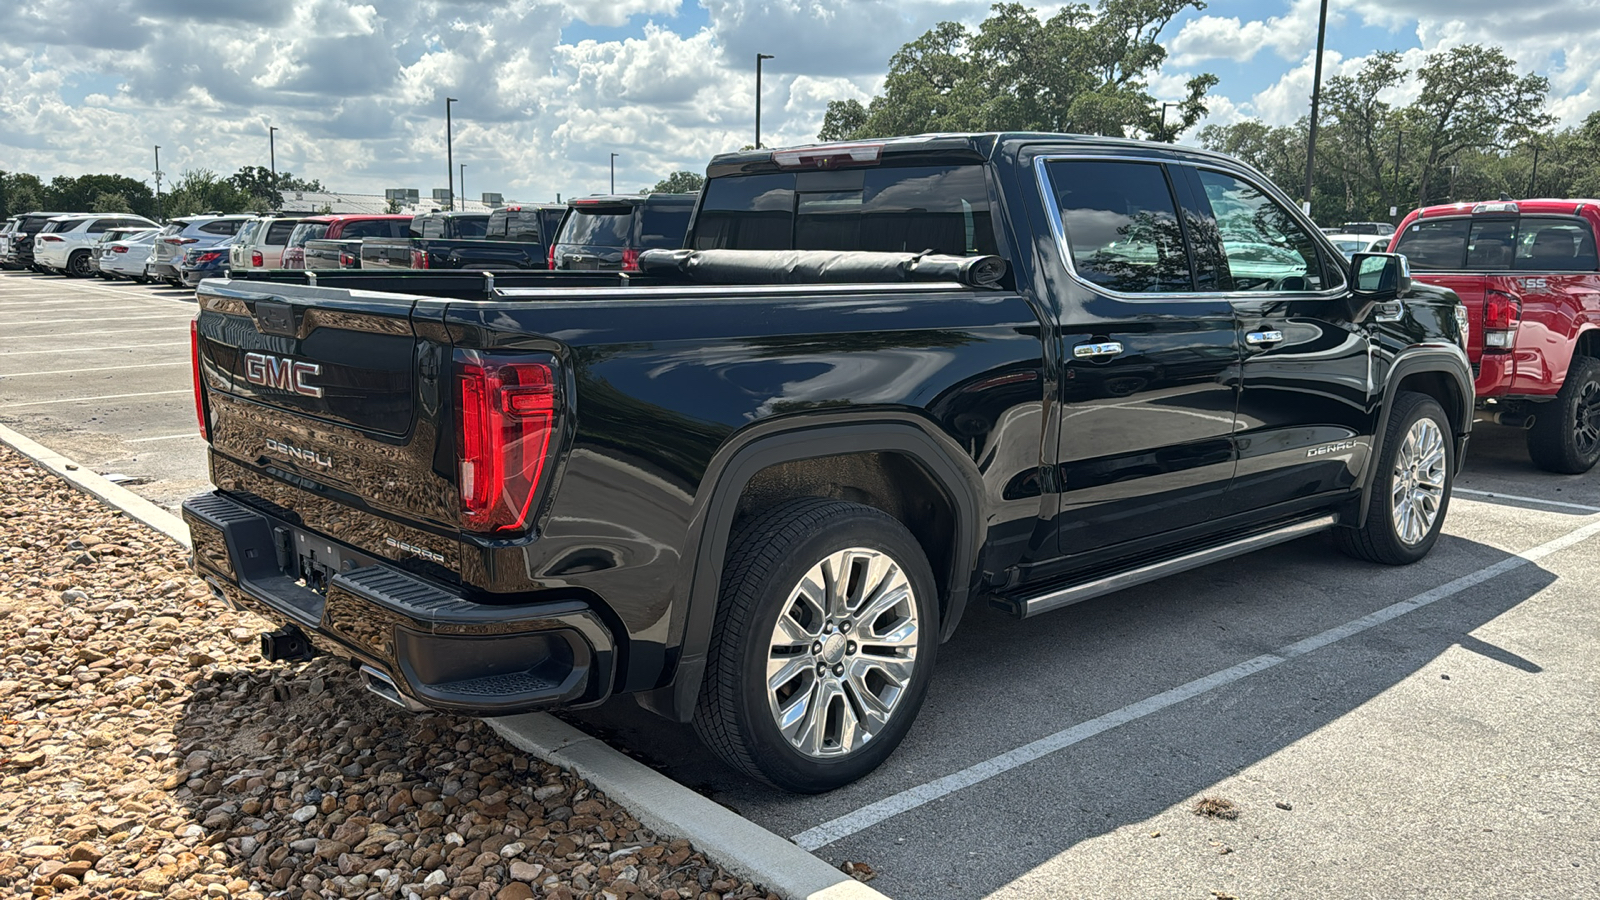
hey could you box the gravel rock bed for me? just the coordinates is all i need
[0,444,778,900]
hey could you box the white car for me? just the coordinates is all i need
[1325,233,1391,259]
[34,213,158,277]
[229,215,307,271]
[96,229,160,281]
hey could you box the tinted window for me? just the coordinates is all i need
[1465,219,1516,269]
[452,216,488,239]
[1515,217,1599,271]
[288,223,328,247]
[236,220,261,244]
[559,207,635,247]
[1195,169,1331,291]
[1394,219,1469,271]
[693,175,793,250]
[486,210,543,242]
[1046,160,1191,293]
[199,220,243,235]
[338,220,393,239]
[265,221,299,244]
[639,205,691,250]
[421,216,444,239]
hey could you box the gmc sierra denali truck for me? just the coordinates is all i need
[1391,199,1600,473]
[183,134,1472,792]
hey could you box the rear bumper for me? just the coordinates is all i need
[150,261,180,280]
[182,491,617,715]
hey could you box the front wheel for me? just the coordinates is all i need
[693,498,938,792]
[1336,391,1454,565]
[1526,356,1600,474]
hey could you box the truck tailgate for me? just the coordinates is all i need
[194,279,460,567]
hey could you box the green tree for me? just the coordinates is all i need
[38,174,156,217]
[652,171,705,193]
[820,1,1216,141]
[165,169,257,216]
[91,192,132,213]
[0,172,47,220]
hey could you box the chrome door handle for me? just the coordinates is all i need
[1372,302,1404,322]
[1245,330,1284,346]
[1073,341,1124,359]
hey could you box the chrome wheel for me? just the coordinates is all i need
[1390,417,1447,546]
[1574,379,1600,456]
[765,547,920,759]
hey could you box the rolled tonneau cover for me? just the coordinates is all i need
[638,248,1007,289]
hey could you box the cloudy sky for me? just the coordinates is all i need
[3,0,1597,203]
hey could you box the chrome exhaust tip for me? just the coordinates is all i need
[359,665,427,712]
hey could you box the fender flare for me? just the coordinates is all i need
[1356,345,1474,523]
[644,415,985,722]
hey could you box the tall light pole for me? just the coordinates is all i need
[1528,143,1542,198]
[609,153,618,194]
[1301,0,1330,216]
[1392,129,1405,222]
[460,164,467,209]
[153,145,164,222]
[756,53,774,149]
[1158,102,1179,143]
[446,97,458,211]
[268,125,278,185]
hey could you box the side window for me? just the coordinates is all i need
[1515,217,1599,271]
[1393,219,1469,271]
[1465,219,1516,269]
[421,217,444,239]
[1044,159,1192,293]
[1193,169,1331,291]
[266,221,298,244]
[486,212,509,239]
[86,219,110,234]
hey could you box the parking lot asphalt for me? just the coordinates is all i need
[2,268,1597,898]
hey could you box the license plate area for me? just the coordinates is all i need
[273,527,367,596]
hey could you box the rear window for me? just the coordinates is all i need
[1394,219,1470,271]
[640,205,692,250]
[559,206,635,247]
[339,219,408,239]
[452,216,488,239]
[288,223,328,247]
[487,210,545,241]
[692,164,996,256]
[200,220,243,235]
[1398,216,1600,272]
[1515,217,1599,271]
[265,221,299,244]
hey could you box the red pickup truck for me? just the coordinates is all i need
[1392,199,1600,473]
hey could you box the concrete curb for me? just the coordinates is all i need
[489,714,892,900]
[0,422,191,549]
[0,424,888,900]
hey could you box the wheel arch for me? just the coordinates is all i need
[1356,347,1474,524]
[643,415,985,722]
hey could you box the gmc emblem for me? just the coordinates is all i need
[244,352,324,398]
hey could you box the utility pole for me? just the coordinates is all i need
[610,153,618,194]
[1301,0,1330,215]
[1528,144,1542,198]
[153,145,163,222]
[1446,165,1461,202]
[446,97,458,211]
[1392,130,1404,222]
[268,125,278,186]
[1158,102,1179,143]
[460,164,467,209]
[756,53,774,148]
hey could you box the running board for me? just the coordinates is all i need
[998,514,1340,619]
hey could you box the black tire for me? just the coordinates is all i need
[1336,391,1454,565]
[1526,356,1600,474]
[66,251,91,278]
[693,498,938,793]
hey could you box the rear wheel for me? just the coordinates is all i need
[66,250,91,278]
[1526,356,1600,474]
[693,498,937,792]
[1336,391,1454,565]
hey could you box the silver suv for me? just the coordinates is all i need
[149,215,252,286]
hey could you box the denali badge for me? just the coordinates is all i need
[264,437,331,468]
[244,351,324,398]
[385,537,446,564]
[1306,440,1357,458]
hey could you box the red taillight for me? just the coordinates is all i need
[410,248,429,269]
[190,320,210,442]
[622,248,640,272]
[113,246,129,254]
[548,243,557,270]
[198,251,224,263]
[340,252,356,267]
[1484,289,1519,350]
[455,353,558,533]
[251,251,264,267]
[39,235,63,242]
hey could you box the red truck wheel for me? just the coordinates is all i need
[1527,356,1600,474]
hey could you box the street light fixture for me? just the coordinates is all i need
[1158,102,1179,143]
[756,53,775,149]
[610,153,618,194]
[268,125,278,187]
[153,145,163,222]
[446,97,458,211]
[1301,0,1330,214]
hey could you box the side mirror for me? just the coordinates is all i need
[1346,252,1410,321]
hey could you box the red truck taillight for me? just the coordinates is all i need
[190,320,210,442]
[622,248,640,272]
[455,353,559,533]
[548,243,557,270]
[410,248,429,269]
[1484,289,1519,350]
[251,251,264,267]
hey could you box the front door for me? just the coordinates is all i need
[1038,157,1242,557]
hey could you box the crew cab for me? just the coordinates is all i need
[292,215,414,270]
[359,210,557,271]
[550,194,694,271]
[184,133,1471,793]
[1392,199,1600,472]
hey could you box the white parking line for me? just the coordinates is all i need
[0,389,189,409]
[0,361,190,378]
[124,432,201,443]
[790,514,1600,851]
[0,326,185,341]
[0,342,188,356]
[1453,487,1600,513]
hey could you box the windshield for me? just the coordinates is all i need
[559,207,634,247]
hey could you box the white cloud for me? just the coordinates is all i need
[1170,0,1342,66]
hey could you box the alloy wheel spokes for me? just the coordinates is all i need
[765,547,919,759]
[1391,417,1447,546]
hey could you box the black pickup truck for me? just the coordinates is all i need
[360,206,563,271]
[183,133,1471,792]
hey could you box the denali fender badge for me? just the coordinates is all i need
[244,351,324,398]
[1306,440,1357,458]
[385,537,445,564]
[264,437,332,468]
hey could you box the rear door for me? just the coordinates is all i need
[195,281,460,564]
[1037,156,1242,555]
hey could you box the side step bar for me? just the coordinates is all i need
[1000,514,1339,619]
